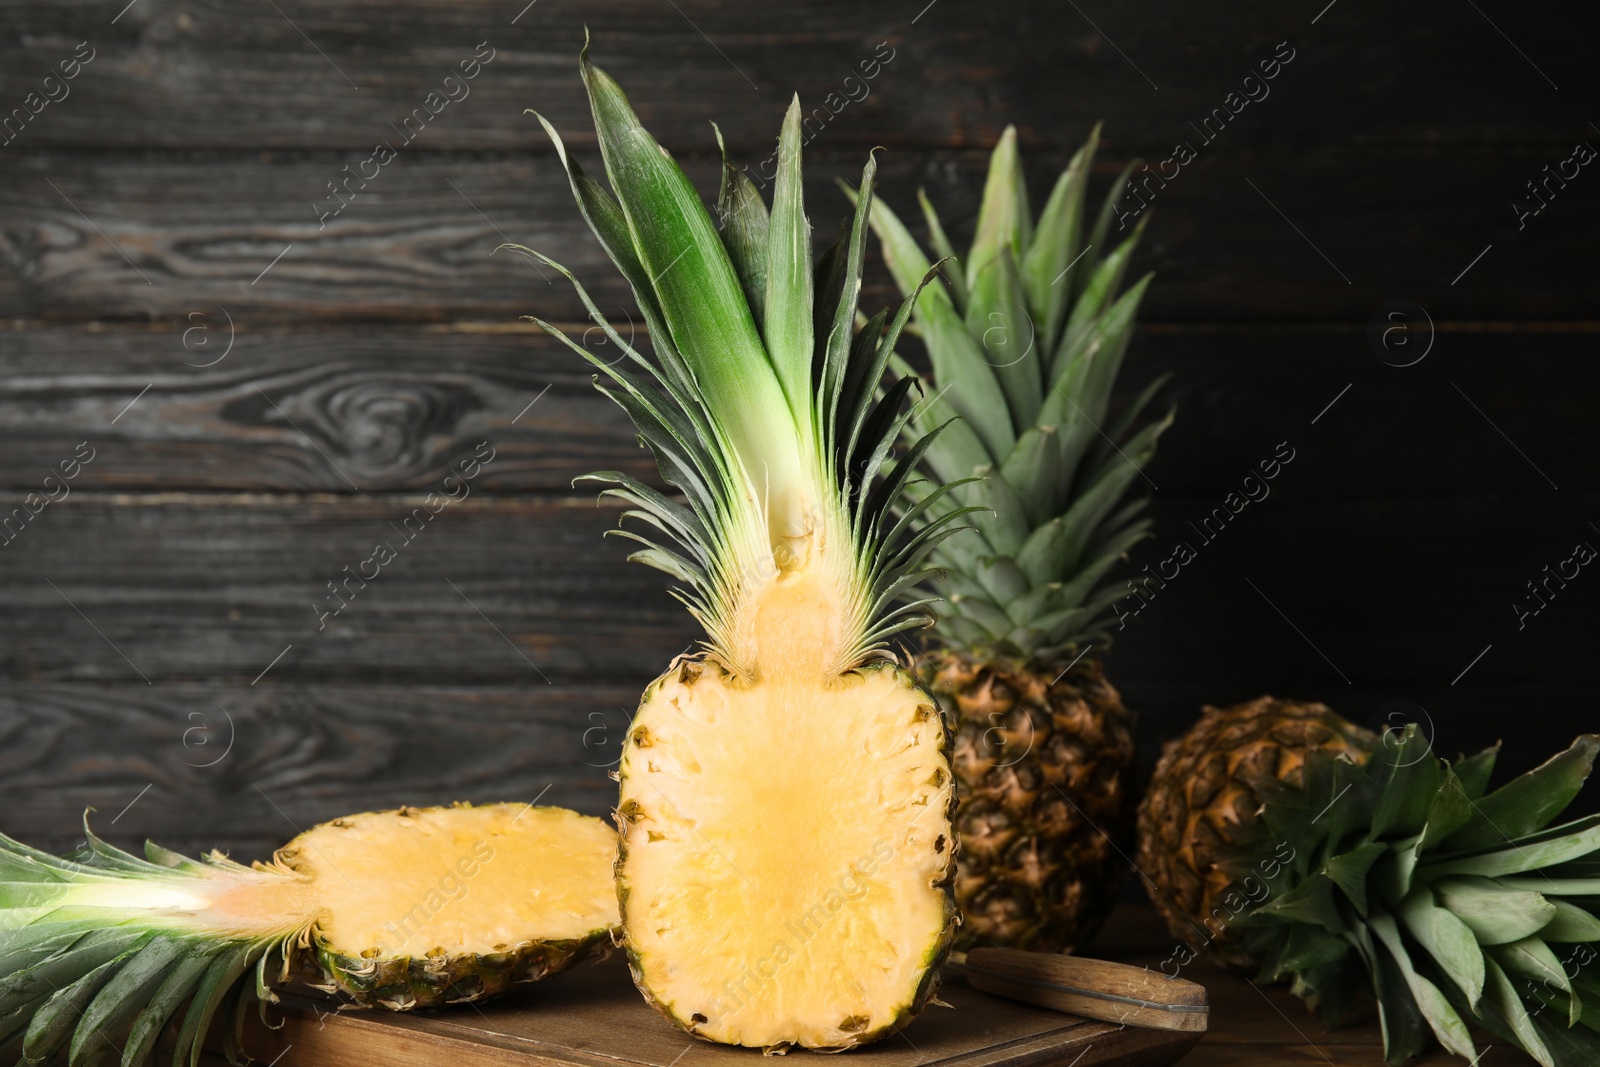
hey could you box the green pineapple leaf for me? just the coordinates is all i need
[1369,913,1479,1060]
[862,125,1172,667]
[1082,158,1141,301]
[1361,925,1431,1067]
[968,249,1041,429]
[916,188,967,314]
[1453,743,1502,799]
[713,123,770,327]
[1435,876,1557,945]
[1021,128,1096,352]
[1323,841,1388,917]
[1441,735,1600,853]
[1057,216,1147,373]
[1395,886,1485,1005]
[1428,814,1600,879]
[1415,767,1476,853]
[1484,956,1556,1067]
[763,97,813,424]
[851,183,1015,460]
[1368,726,1446,841]
[1543,899,1600,942]
[966,126,1031,291]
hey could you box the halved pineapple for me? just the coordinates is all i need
[0,803,617,1066]
[520,40,962,1050]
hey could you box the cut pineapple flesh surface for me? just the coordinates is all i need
[280,804,620,958]
[0,803,622,1067]
[620,580,955,1050]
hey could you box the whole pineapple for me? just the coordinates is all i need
[1140,698,1600,1067]
[861,126,1172,952]
[1135,696,1376,965]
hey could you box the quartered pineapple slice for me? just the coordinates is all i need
[0,803,617,1066]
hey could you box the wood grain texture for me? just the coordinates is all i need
[1,0,1595,154]
[0,682,632,859]
[0,492,1587,685]
[234,954,1200,1067]
[3,150,1596,325]
[1,324,1594,496]
[0,494,698,685]
[0,327,659,491]
[963,949,1208,1032]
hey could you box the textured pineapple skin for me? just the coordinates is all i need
[616,656,959,1052]
[1134,696,1374,967]
[931,649,1135,954]
[304,933,610,1010]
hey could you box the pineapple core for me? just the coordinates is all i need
[620,559,954,1049]
[200,805,618,959]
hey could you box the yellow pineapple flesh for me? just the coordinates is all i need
[619,565,956,1050]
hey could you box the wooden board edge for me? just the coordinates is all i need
[235,997,1200,1067]
[237,1000,641,1067]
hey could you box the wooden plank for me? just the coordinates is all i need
[962,951,1207,1032]
[234,955,1199,1067]
[0,682,632,859]
[0,0,1594,153]
[0,327,657,492]
[3,150,1596,324]
[0,494,697,685]
[2,323,1595,496]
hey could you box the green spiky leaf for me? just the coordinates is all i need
[862,126,1172,668]
[1441,735,1600,853]
[1199,717,1600,1067]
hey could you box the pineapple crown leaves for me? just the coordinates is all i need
[0,817,302,1067]
[850,124,1175,669]
[1222,728,1600,1067]
[512,37,970,676]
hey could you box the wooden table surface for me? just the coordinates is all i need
[1092,905,1534,1066]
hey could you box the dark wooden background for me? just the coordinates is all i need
[2,1,1596,860]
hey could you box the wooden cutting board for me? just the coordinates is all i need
[238,955,1199,1067]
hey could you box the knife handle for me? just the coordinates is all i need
[960,948,1209,1033]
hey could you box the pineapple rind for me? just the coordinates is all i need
[932,648,1134,953]
[1135,696,1375,965]
[310,932,609,1010]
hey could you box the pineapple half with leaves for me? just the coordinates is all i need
[513,43,959,1051]
[0,804,617,1067]
[859,126,1172,951]
[1140,697,1600,1067]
